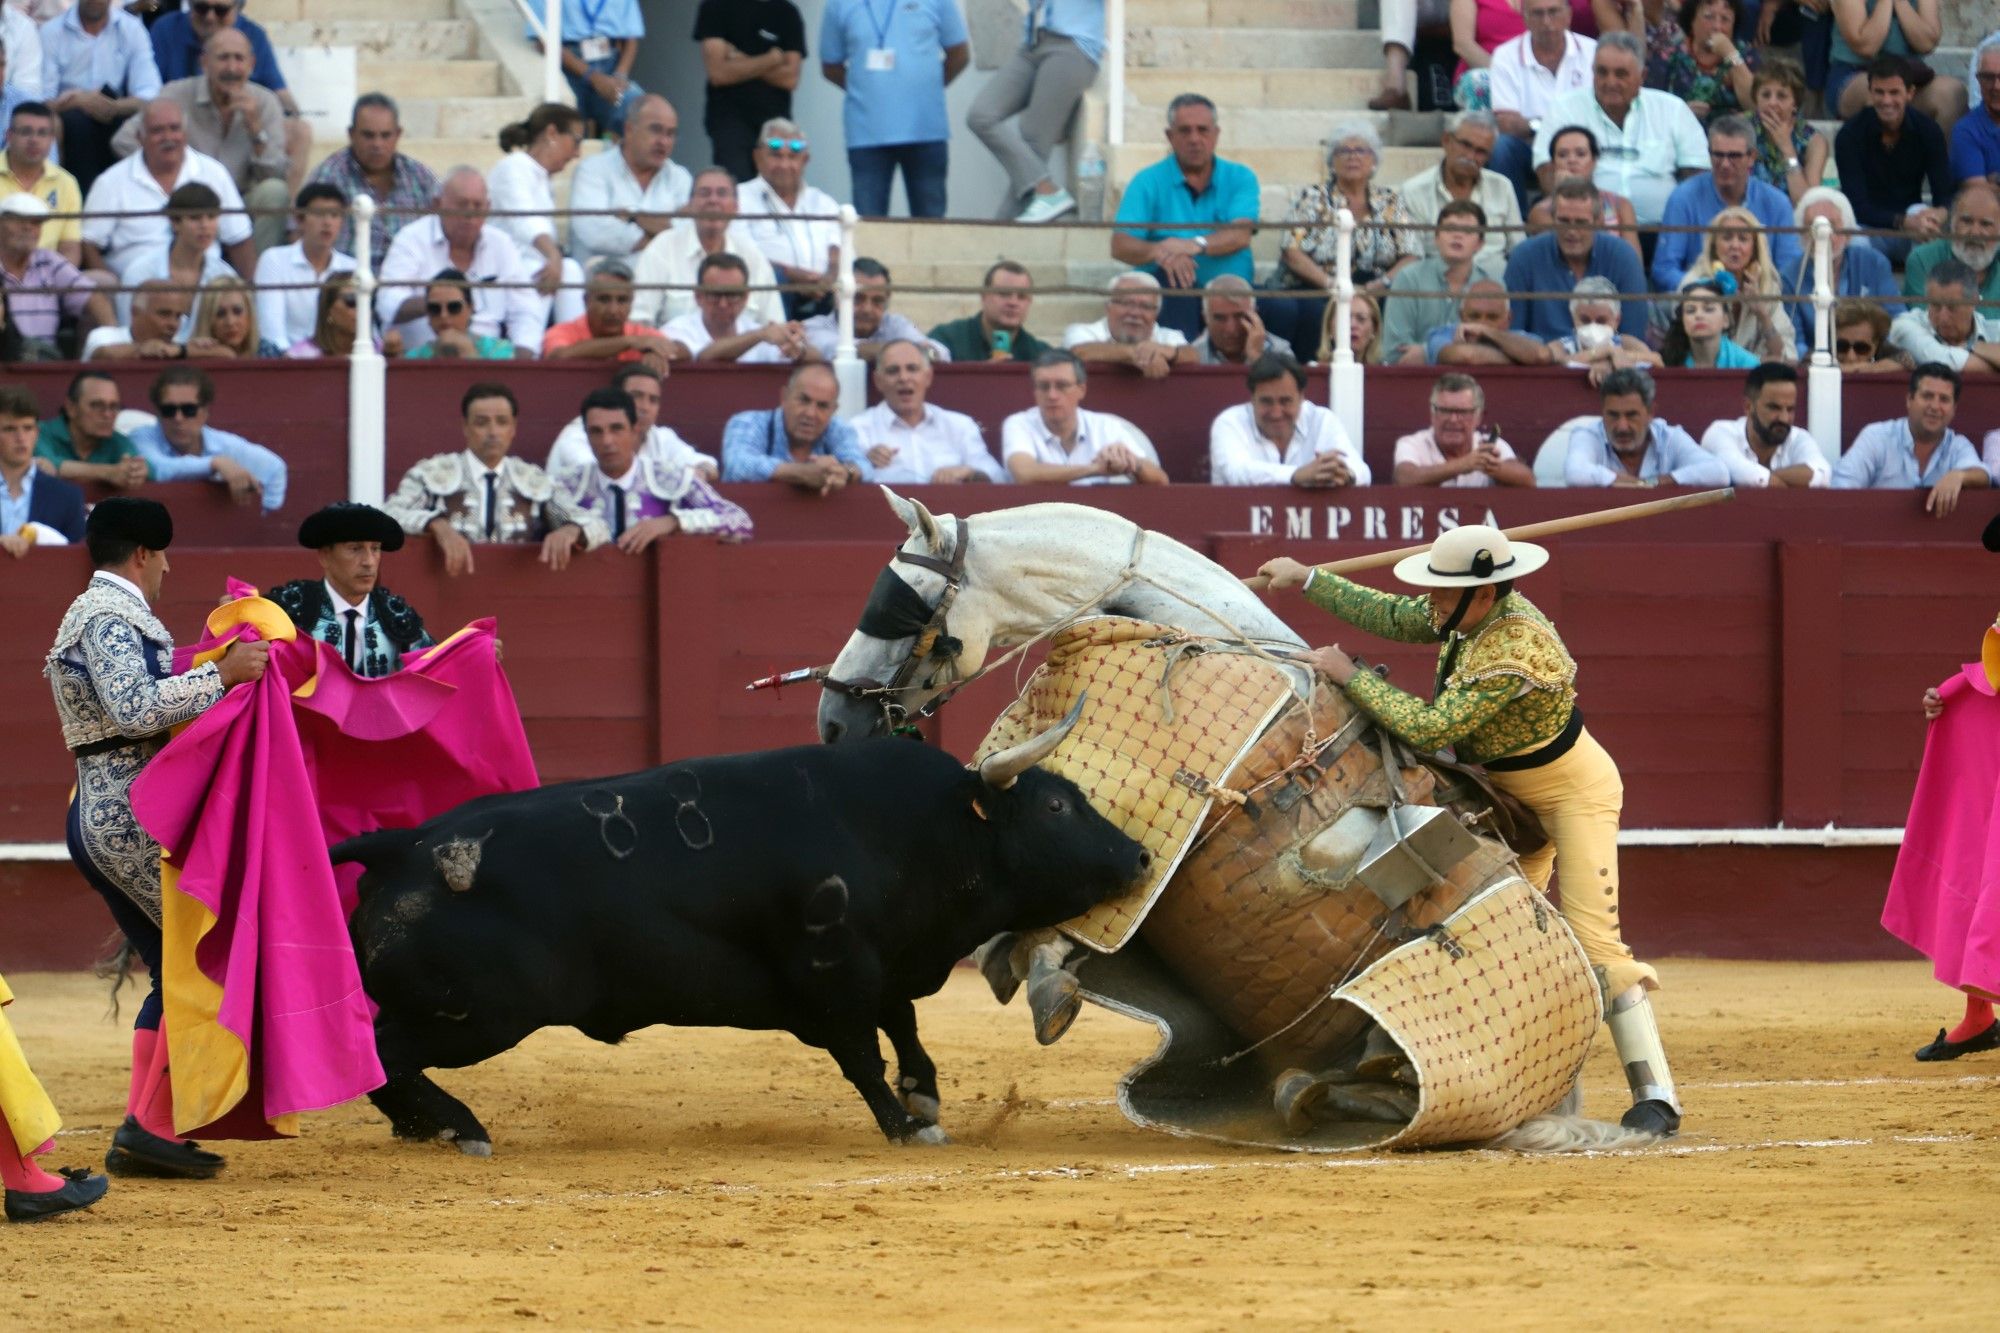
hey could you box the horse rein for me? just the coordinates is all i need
[818,516,972,725]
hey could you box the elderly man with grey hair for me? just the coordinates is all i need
[1532,31,1709,227]
[1397,110,1524,263]
[377,166,545,355]
[1566,367,1730,488]
[737,117,843,319]
[1063,270,1192,378]
[1551,275,1664,379]
[1194,275,1295,365]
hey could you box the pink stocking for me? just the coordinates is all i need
[126,1029,157,1121]
[135,1030,178,1141]
[0,1109,61,1193]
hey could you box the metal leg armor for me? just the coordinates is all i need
[1606,983,1682,1136]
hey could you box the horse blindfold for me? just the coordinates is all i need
[857,566,960,660]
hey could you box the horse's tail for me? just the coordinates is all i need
[1479,1113,1662,1154]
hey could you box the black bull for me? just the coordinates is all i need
[332,735,1149,1151]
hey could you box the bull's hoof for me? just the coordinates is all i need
[897,1078,941,1125]
[1027,970,1081,1046]
[906,1124,952,1146]
[454,1138,493,1158]
[1620,1099,1681,1137]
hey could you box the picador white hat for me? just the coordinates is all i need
[1391,524,1548,589]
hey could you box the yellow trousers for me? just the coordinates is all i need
[1485,729,1658,998]
[0,973,62,1156]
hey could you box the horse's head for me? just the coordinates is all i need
[818,488,1000,743]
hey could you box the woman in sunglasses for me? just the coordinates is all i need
[401,269,515,360]
[288,272,401,359]
[1831,297,1909,375]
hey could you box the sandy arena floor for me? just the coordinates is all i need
[0,959,1994,1329]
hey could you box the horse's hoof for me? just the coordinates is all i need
[1028,971,1081,1046]
[1273,1069,1327,1134]
[1620,1099,1681,1137]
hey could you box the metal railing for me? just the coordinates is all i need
[506,0,568,106]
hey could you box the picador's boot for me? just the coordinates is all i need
[1025,940,1082,1046]
[1607,984,1682,1136]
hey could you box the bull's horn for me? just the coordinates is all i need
[979,694,1087,790]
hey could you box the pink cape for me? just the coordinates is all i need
[131,594,539,1137]
[1882,664,2000,995]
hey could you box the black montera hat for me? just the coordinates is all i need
[297,502,405,552]
[1983,512,2000,553]
[85,496,172,550]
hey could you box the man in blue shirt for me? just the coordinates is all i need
[126,365,288,513]
[1650,115,1803,292]
[1832,363,1991,517]
[720,362,871,493]
[149,0,308,198]
[41,0,161,191]
[1953,43,2000,184]
[1504,178,1648,340]
[544,0,646,137]
[1111,93,1259,341]
[821,0,970,219]
[1565,367,1731,488]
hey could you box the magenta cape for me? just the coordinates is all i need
[1882,664,2000,996]
[131,598,539,1138]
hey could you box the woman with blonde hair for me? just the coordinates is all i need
[1317,291,1384,365]
[191,277,283,359]
[1677,205,1796,362]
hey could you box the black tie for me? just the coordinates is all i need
[343,609,360,672]
[612,486,627,539]
[483,473,498,540]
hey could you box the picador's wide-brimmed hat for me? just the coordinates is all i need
[86,496,173,550]
[298,502,404,552]
[1391,524,1548,589]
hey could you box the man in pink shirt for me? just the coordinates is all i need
[1389,372,1537,487]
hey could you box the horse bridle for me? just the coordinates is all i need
[819,516,970,726]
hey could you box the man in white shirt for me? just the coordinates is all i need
[1397,111,1524,263]
[1062,269,1191,379]
[252,181,355,350]
[377,167,545,356]
[1389,372,1534,487]
[1208,352,1369,487]
[1531,32,1708,226]
[1487,0,1593,206]
[79,97,250,277]
[568,93,692,266]
[800,256,947,362]
[661,251,811,363]
[1699,361,1832,488]
[545,362,717,481]
[631,165,783,328]
[2,6,44,99]
[852,338,1006,484]
[1888,259,2000,372]
[1001,349,1168,485]
[736,118,842,318]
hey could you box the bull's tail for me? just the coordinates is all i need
[1479,1113,1662,1154]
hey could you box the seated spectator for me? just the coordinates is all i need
[821,0,968,218]
[1531,32,1708,228]
[1749,60,1829,204]
[1699,361,1832,488]
[401,269,514,361]
[1903,179,2000,317]
[42,0,161,190]
[0,384,85,553]
[1208,352,1365,488]
[378,168,542,356]
[545,262,677,369]
[81,97,249,278]
[719,362,870,491]
[1781,187,1900,357]
[486,103,587,329]
[1316,291,1385,364]
[0,193,108,348]
[1676,205,1798,363]
[147,0,310,201]
[693,0,806,186]
[568,94,691,267]
[81,276,189,359]
[1383,200,1506,363]
[555,385,751,547]
[800,257,946,362]
[1,9,42,102]
[1831,364,1987,515]
[190,273,277,358]
[289,271,399,359]
[1565,367,1732,487]
[305,94,439,270]
[1194,275,1295,366]
[1833,296,1910,373]
[1652,115,1802,292]
[965,0,1101,221]
[663,252,809,364]
[253,184,354,351]
[1398,112,1522,264]
[1506,178,1648,340]
[1110,94,1258,339]
[1888,259,2000,372]
[0,282,48,361]
[545,362,717,481]
[1833,56,1953,266]
[0,101,82,264]
[630,165,784,328]
[1828,0,1967,129]
[383,380,607,575]
[546,0,646,137]
[110,28,287,251]
[1063,270,1192,379]
[1390,371,1534,488]
[1954,42,2000,185]
[114,181,231,325]
[35,368,147,487]
[1267,123,1420,354]
[736,120,842,319]
[1523,125,1640,255]
[851,339,1006,485]
[1002,349,1167,486]
[928,259,1049,362]
[1659,0,1756,123]
[125,363,284,510]
[1551,275,1664,380]
[1661,279,1761,368]
[1433,278,1556,365]
[1591,0,1688,85]
[1488,0,1595,208]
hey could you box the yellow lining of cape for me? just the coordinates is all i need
[0,973,62,1155]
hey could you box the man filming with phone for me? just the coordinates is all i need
[1390,372,1537,487]
[927,259,1051,362]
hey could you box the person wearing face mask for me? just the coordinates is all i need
[1887,259,2000,372]
[1550,276,1662,381]
[1902,178,2000,318]
[1698,360,1832,488]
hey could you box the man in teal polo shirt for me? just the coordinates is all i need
[35,370,148,491]
[1111,93,1260,341]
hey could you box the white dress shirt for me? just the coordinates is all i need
[1531,88,1710,225]
[1488,32,1595,123]
[1060,316,1188,348]
[545,419,715,479]
[4,8,45,98]
[735,177,841,274]
[1000,406,1158,486]
[1699,416,1832,488]
[80,147,248,272]
[851,401,1007,484]
[1209,400,1369,486]
[568,149,693,263]
[662,310,792,363]
[253,241,357,350]
[629,219,785,328]
[325,579,371,669]
[486,149,561,270]
[378,216,544,354]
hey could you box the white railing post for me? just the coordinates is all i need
[544,0,564,105]
[1106,0,1126,147]
[1330,207,1364,452]
[833,204,865,419]
[1806,215,1842,456]
[348,195,386,505]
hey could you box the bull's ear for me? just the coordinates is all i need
[882,485,943,552]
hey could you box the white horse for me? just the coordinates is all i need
[817,489,1653,1153]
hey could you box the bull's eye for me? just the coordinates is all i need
[1046,796,1069,814]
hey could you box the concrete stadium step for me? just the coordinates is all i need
[354,58,507,104]
[1124,67,1393,110]
[258,0,458,19]
[1126,0,1363,28]
[264,18,479,60]
[1126,26,1380,69]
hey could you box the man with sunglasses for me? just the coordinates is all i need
[737,119,842,320]
[126,364,286,511]
[694,0,805,186]
[147,0,309,200]
[1651,115,1802,292]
